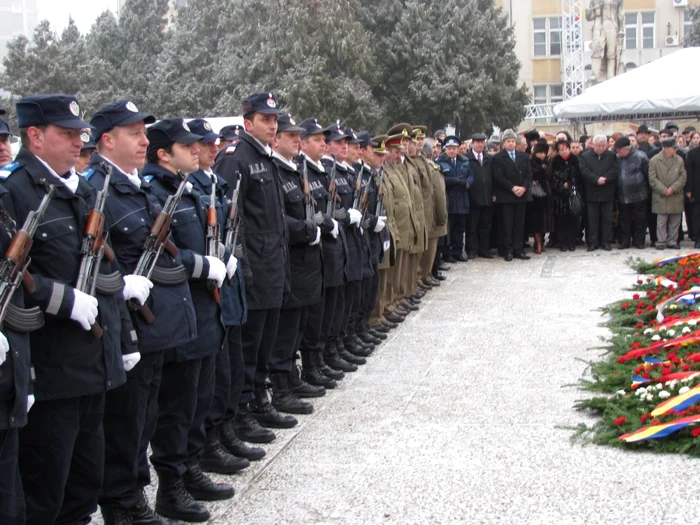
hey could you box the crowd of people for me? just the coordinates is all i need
[0,90,698,525]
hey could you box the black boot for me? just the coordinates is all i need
[129,488,184,525]
[343,336,372,358]
[200,427,250,474]
[323,340,357,372]
[249,387,298,428]
[317,350,345,380]
[290,363,326,397]
[270,372,314,415]
[182,459,234,501]
[219,418,266,461]
[101,507,134,525]
[233,406,276,444]
[155,471,210,523]
[337,340,366,365]
[300,350,337,389]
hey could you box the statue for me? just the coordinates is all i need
[585,0,625,83]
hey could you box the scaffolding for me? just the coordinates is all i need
[561,0,585,100]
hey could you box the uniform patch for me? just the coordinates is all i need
[82,168,96,180]
[225,145,237,154]
[143,175,154,183]
[0,162,20,180]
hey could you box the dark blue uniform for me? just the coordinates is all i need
[437,152,474,259]
[0,184,33,525]
[1,148,136,525]
[142,163,226,477]
[84,155,198,514]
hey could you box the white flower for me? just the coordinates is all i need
[667,329,676,336]
[675,321,684,326]
[679,386,691,394]
[668,380,678,390]
[644,328,653,335]
[652,335,661,341]
[655,383,664,391]
[683,327,692,334]
[660,325,668,332]
[645,393,655,402]
[615,390,626,396]
[658,390,671,399]
[689,320,698,326]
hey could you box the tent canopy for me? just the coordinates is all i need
[553,47,700,122]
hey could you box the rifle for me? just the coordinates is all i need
[302,158,324,226]
[0,180,55,332]
[205,181,221,303]
[76,163,115,338]
[224,178,240,256]
[375,167,386,217]
[326,154,338,216]
[129,170,188,323]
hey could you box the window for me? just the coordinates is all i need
[533,86,547,106]
[532,17,562,57]
[550,85,564,105]
[625,12,638,50]
[641,12,655,49]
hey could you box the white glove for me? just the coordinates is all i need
[205,256,226,287]
[0,331,7,366]
[70,289,99,331]
[226,255,238,279]
[348,208,362,226]
[310,227,321,246]
[374,217,386,233]
[122,352,141,372]
[330,219,339,239]
[27,394,35,413]
[383,240,391,252]
[122,275,153,306]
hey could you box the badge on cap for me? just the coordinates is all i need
[183,121,191,132]
[70,101,80,117]
[126,101,139,113]
[314,119,321,129]
[81,132,90,143]
[204,122,212,131]
[289,116,296,125]
[267,93,276,108]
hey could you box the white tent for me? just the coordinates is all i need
[553,47,700,122]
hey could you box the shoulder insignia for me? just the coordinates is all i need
[82,168,96,180]
[143,175,154,183]
[0,162,21,180]
[226,145,237,154]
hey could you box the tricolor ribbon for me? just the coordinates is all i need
[619,414,700,442]
[651,385,700,417]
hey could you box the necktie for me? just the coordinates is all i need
[510,151,515,162]
[478,153,483,166]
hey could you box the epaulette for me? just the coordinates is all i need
[428,160,440,169]
[143,175,154,183]
[0,162,21,180]
[225,145,237,155]
[82,168,96,180]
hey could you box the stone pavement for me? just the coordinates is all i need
[98,246,699,524]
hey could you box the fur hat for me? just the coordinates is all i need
[531,142,550,156]
[501,129,517,142]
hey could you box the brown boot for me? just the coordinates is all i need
[534,233,543,254]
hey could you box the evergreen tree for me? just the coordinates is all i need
[684,7,700,48]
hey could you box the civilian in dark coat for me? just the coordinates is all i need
[527,142,554,254]
[615,136,649,249]
[685,145,700,248]
[466,133,494,259]
[550,140,581,251]
[578,136,619,250]
[492,129,532,261]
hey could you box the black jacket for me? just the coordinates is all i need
[466,150,494,207]
[550,154,581,216]
[684,146,700,197]
[85,155,198,352]
[354,161,382,269]
[214,131,289,309]
[273,153,323,309]
[578,149,619,202]
[0,148,135,400]
[142,163,225,362]
[492,149,533,204]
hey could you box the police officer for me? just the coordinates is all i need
[321,125,365,368]
[85,100,197,525]
[186,118,263,469]
[2,94,139,525]
[143,119,233,523]
[0,182,35,525]
[437,135,474,263]
[296,118,345,387]
[214,124,243,165]
[269,113,325,414]
[213,92,293,437]
[76,130,96,174]
[0,109,12,168]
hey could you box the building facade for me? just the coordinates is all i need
[0,0,39,65]
[495,0,700,130]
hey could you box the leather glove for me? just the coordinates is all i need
[70,289,99,331]
[0,331,7,366]
[310,227,321,246]
[330,219,339,239]
[122,275,153,306]
[383,240,391,252]
[226,255,238,280]
[374,217,386,233]
[348,208,362,226]
[27,394,35,413]
[122,352,141,372]
[205,256,226,287]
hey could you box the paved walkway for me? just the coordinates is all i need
[105,247,699,524]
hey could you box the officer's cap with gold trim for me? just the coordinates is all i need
[386,123,413,139]
[372,134,389,155]
[412,125,427,139]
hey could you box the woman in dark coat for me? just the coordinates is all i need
[527,142,554,254]
[550,139,581,251]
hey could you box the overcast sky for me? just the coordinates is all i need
[37,0,120,33]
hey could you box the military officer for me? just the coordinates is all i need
[143,119,233,523]
[2,94,139,525]
[405,129,430,298]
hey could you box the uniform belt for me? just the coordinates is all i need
[95,271,125,296]
[151,265,188,286]
[4,304,44,333]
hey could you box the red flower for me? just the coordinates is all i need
[613,416,627,426]
[641,414,648,423]
[637,279,644,284]
[636,323,645,328]
[646,305,655,311]
[633,294,640,300]
[637,302,645,308]
[691,428,700,437]
[662,368,672,376]
[636,309,643,315]
[682,364,692,371]
[622,302,630,310]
